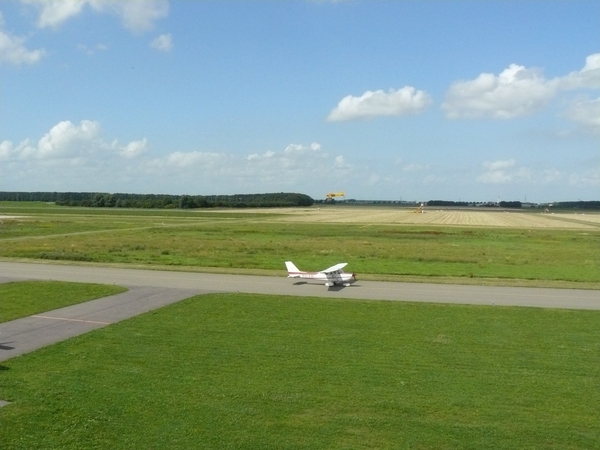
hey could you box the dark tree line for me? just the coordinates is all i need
[498,201,522,208]
[0,192,314,209]
[427,200,523,208]
[427,200,470,207]
[2,192,598,210]
[552,201,600,210]
[427,200,600,210]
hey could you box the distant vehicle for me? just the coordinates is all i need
[285,261,357,287]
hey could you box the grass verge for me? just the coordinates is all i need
[1,222,599,283]
[1,205,599,286]
[1,293,598,449]
[0,281,127,323]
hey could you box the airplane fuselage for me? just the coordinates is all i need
[285,261,356,287]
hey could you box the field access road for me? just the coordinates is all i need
[1,261,598,362]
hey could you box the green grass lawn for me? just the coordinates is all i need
[0,281,127,323]
[2,215,599,284]
[1,293,598,449]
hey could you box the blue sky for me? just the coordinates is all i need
[1,0,598,202]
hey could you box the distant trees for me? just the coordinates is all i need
[427,200,470,207]
[551,201,600,210]
[426,200,600,210]
[2,192,599,210]
[427,200,522,208]
[0,191,314,209]
[499,201,522,208]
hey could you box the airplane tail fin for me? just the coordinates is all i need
[285,261,301,275]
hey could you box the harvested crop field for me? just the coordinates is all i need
[263,207,600,229]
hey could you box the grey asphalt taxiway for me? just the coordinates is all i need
[1,261,599,363]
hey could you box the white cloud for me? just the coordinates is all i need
[0,120,147,162]
[2,124,596,200]
[477,170,512,184]
[0,12,45,66]
[366,174,380,186]
[0,139,37,161]
[564,96,600,133]
[443,53,600,120]
[559,53,600,90]
[38,120,101,158]
[423,174,445,184]
[394,158,429,172]
[442,65,557,119]
[473,158,598,193]
[159,151,226,168]
[21,0,86,29]
[21,0,169,33]
[327,86,432,122]
[150,33,172,52]
[144,142,349,190]
[477,159,533,184]
[482,159,515,172]
[542,168,562,183]
[101,0,169,34]
[333,155,351,170]
[569,166,600,187]
[119,138,148,159]
[284,142,322,155]
[247,150,274,161]
[1,127,354,194]
[77,43,108,55]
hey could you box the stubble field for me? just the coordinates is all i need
[240,206,600,228]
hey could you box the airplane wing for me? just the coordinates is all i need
[320,263,348,274]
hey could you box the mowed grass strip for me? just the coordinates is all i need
[1,293,598,449]
[0,281,127,323]
[2,220,598,283]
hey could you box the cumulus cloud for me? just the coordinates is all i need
[443,53,600,120]
[37,120,101,158]
[144,142,348,189]
[482,159,516,172]
[542,168,562,183]
[157,151,227,168]
[333,155,350,170]
[559,53,600,90]
[476,159,532,184]
[1,126,358,193]
[395,159,429,172]
[564,96,600,133]
[327,86,432,122]
[0,12,45,66]
[284,142,322,154]
[0,120,146,161]
[119,138,148,159]
[569,166,600,187]
[2,123,595,199]
[77,43,108,55]
[442,65,557,119]
[0,139,36,161]
[21,0,86,29]
[106,0,169,34]
[150,33,172,52]
[21,0,169,33]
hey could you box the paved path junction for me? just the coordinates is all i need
[0,261,598,363]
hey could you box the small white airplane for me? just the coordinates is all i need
[285,261,357,287]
